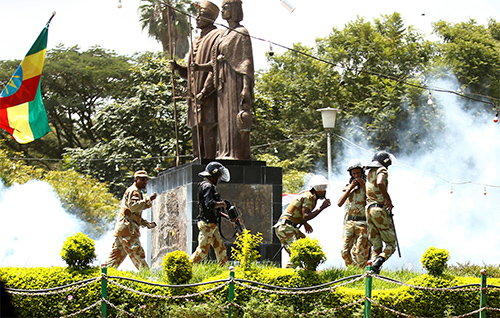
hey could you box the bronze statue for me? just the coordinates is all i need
[170,1,222,159]
[194,0,254,160]
[215,0,254,160]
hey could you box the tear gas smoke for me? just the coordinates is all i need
[308,76,500,271]
[0,180,142,271]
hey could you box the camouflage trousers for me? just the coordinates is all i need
[106,235,148,270]
[190,221,228,265]
[341,220,370,267]
[274,223,306,255]
[366,206,396,261]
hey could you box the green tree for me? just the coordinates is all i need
[139,0,196,59]
[0,46,133,165]
[43,45,133,147]
[433,19,500,109]
[254,13,437,168]
[64,53,191,195]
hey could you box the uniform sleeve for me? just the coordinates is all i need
[127,189,152,213]
[377,167,388,177]
[377,167,389,184]
[300,193,316,211]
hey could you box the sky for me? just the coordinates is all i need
[1,0,500,71]
[2,0,500,271]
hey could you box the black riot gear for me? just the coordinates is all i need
[366,151,396,169]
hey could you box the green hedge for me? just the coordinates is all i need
[370,275,500,318]
[0,266,191,318]
[2,266,500,317]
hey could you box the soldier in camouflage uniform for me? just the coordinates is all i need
[337,159,369,267]
[191,162,232,265]
[106,170,157,270]
[365,151,397,274]
[274,175,331,267]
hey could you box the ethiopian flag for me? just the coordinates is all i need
[0,14,54,143]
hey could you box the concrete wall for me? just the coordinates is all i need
[147,159,282,268]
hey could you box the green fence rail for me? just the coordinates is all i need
[5,264,500,318]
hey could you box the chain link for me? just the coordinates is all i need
[367,297,485,318]
[57,300,102,318]
[374,275,486,292]
[6,277,100,296]
[233,274,366,295]
[106,277,229,299]
[229,298,365,317]
[102,298,141,318]
[7,271,500,317]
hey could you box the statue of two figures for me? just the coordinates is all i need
[171,0,254,160]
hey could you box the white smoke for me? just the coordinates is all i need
[0,179,142,271]
[309,76,500,271]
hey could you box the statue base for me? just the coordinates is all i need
[146,159,283,267]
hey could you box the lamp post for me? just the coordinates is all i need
[318,107,340,184]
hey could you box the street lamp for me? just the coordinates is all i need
[318,107,340,184]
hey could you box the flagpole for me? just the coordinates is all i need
[166,0,181,167]
[188,15,202,161]
[47,12,56,26]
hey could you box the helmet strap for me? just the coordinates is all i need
[208,175,218,185]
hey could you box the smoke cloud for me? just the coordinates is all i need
[310,76,500,271]
[0,180,141,271]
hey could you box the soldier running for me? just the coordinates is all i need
[365,151,397,274]
[106,170,157,270]
[274,174,331,267]
[191,162,232,265]
[337,159,369,267]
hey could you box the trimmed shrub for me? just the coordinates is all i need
[60,232,96,269]
[421,247,449,276]
[162,250,193,284]
[231,229,263,269]
[289,237,326,271]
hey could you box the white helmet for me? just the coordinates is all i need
[347,159,363,172]
[309,174,328,191]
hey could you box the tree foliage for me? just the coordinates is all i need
[254,13,438,172]
[0,45,133,166]
[64,53,191,195]
[3,12,500,221]
[433,19,500,110]
[139,0,196,59]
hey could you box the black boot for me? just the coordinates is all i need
[371,256,385,274]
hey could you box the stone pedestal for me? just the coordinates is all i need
[146,159,282,268]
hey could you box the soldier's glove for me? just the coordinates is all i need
[146,222,157,229]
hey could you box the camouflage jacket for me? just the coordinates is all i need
[343,185,366,217]
[114,184,152,237]
[366,167,388,205]
[281,191,317,225]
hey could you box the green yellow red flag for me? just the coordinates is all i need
[0,13,54,143]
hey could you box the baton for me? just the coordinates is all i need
[388,209,401,258]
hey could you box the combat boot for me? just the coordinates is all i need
[371,256,385,274]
